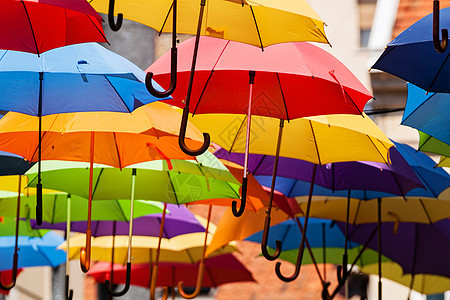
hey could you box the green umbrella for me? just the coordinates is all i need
[418,131,450,157]
[24,151,240,295]
[25,152,241,204]
[0,193,164,223]
[438,156,449,167]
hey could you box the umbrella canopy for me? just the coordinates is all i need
[417,131,450,158]
[0,102,204,168]
[215,145,423,196]
[148,37,371,118]
[338,219,450,278]
[360,262,450,295]
[0,42,169,115]
[0,193,164,224]
[438,155,450,167]
[28,203,204,238]
[25,153,241,204]
[0,218,65,271]
[402,83,450,146]
[0,151,34,176]
[1,0,108,54]
[188,113,393,164]
[89,0,328,47]
[246,218,362,251]
[371,7,450,92]
[60,230,237,265]
[87,253,256,288]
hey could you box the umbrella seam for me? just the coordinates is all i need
[401,92,437,125]
[21,1,40,56]
[275,73,290,121]
[427,51,450,91]
[104,76,131,113]
[308,120,321,165]
[248,6,264,50]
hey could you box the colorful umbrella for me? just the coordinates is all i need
[90,0,329,133]
[402,83,450,146]
[0,43,176,224]
[87,253,256,291]
[186,111,393,283]
[337,219,450,278]
[360,262,450,296]
[0,217,65,289]
[148,36,373,217]
[417,131,450,158]
[371,6,450,92]
[1,0,108,54]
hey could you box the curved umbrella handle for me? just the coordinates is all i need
[231,177,247,217]
[178,260,205,299]
[146,48,177,98]
[179,107,210,156]
[433,0,448,53]
[80,229,92,273]
[336,253,348,285]
[105,262,131,297]
[108,0,123,31]
[149,265,169,300]
[261,212,282,261]
[0,253,18,290]
[65,275,73,300]
[274,240,305,282]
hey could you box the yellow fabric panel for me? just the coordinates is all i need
[89,0,328,47]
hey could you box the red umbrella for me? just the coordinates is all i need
[1,0,108,55]
[0,268,23,295]
[87,253,255,291]
[147,36,372,217]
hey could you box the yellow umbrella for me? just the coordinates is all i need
[191,112,394,283]
[438,156,450,167]
[188,113,393,164]
[293,195,450,224]
[60,227,237,264]
[91,0,327,47]
[360,262,450,296]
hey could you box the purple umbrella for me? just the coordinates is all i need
[28,203,204,238]
[337,219,450,278]
[215,146,424,288]
[214,146,422,195]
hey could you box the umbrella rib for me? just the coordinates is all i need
[204,263,216,287]
[417,135,432,152]
[401,93,437,124]
[118,200,128,222]
[193,40,230,116]
[343,89,363,116]
[185,249,195,264]
[428,52,450,91]
[365,135,388,165]
[228,116,247,154]
[158,2,173,35]
[30,113,60,162]
[166,171,180,206]
[352,199,362,226]
[85,14,109,45]
[112,132,123,169]
[308,120,321,165]
[92,168,105,200]
[104,76,131,113]
[252,155,266,175]
[248,5,264,50]
[307,18,331,47]
[51,194,57,224]
[21,1,40,56]
[418,199,433,225]
[275,73,290,121]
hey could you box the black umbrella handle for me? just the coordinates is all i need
[36,183,43,226]
[433,0,448,53]
[178,107,210,156]
[105,262,131,297]
[108,0,123,31]
[231,177,247,217]
[336,253,348,285]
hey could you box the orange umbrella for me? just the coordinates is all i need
[0,101,204,273]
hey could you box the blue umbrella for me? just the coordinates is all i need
[402,83,450,146]
[0,42,170,225]
[371,6,450,93]
[0,232,66,271]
